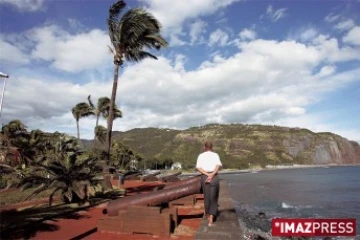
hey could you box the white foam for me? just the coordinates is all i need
[281,202,313,209]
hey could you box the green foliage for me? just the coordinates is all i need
[107,0,168,65]
[71,102,94,139]
[88,95,122,144]
[17,136,102,205]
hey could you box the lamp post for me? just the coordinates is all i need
[0,72,9,121]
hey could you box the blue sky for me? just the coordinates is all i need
[0,0,359,142]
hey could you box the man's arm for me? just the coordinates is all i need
[196,167,210,176]
[207,165,221,181]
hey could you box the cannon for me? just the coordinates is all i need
[158,171,182,182]
[141,170,161,182]
[103,175,201,216]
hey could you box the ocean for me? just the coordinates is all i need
[222,166,360,239]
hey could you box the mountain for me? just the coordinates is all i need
[85,124,360,169]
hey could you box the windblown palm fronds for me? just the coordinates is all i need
[88,95,122,144]
[71,102,94,139]
[105,0,168,160]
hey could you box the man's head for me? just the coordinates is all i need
[204,141,213,151]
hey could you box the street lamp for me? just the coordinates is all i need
[0,71,9,121]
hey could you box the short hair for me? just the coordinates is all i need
[204,141,213,150]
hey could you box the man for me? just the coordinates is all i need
[196,141,222,227]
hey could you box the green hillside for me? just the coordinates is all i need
[96,124,360,170]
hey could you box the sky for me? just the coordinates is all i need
[0,0,359,143]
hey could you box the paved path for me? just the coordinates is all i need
[195,180,244,240]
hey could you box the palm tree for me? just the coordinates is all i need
[106,0,168,161]
[71,102,94,139]
[1,120,30,167]
[2,119,27,140]
[87,95,122,143]
[95,125,107,144]
[18,135,102,206]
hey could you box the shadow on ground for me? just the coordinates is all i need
[0,195,114,239]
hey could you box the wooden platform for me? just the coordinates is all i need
[195,180,244,240]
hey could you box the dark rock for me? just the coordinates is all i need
[238,209,272,233]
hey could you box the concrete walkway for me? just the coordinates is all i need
[195,180,244,240]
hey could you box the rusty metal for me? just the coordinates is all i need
[158,171,182,182]
[124,171,141,180]
[162,174,201,190]
[104,175,201,216]
[141,170,161,181]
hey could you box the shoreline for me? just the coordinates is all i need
[181,163,360,177]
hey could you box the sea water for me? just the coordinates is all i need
[222,166,360,238]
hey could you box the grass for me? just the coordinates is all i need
[0,188,59,206]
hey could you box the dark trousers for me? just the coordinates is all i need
[201,174,220,216]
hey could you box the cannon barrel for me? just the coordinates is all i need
[158,171,182,181]
[162,174,200,190]
[141,171,161,181]
[104,175,201,216]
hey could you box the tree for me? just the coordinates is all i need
[71,102,94,139]
[95,125,107,144]
[105,0,168,161]
[87,95,122,144]
[18,135,102,206]
[1,119,27,140]
[1,120,31,167]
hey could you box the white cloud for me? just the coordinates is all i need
[299,28,318,42]
[208,29,229,46]
[334,19,355,31]
[324,13,340,23]
[287,27,319,43]
[343,26,360,46]
[0,0,45,12]
[144,0,239,31]
[0,37,30,64]
[142,0,239,45]
[315,65,336,78]
[2,75,112,139]
[275,114,360,143]
[266,5,287,22]
[239,28,256,41]
[312,34,360,62]
[189,20,207,45]
[27,25,111,72]
[0,25,112,72]
[2,27,360,143]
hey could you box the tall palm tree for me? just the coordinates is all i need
[71,102,94,139]
[87,95,122,143]
[106,0,168,161]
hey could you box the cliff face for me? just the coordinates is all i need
[113,124,360,168]
[282,132,359,164]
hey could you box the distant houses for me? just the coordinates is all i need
[171,162,182,170]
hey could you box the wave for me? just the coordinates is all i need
[281,202,313,209]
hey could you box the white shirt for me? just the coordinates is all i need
[196,151,222,172]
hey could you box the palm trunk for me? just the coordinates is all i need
[106,64,120,163]
[76,119,80,139]
[93,114,100,148]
